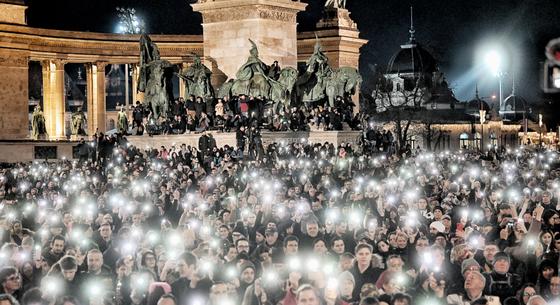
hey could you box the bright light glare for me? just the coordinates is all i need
[485,50,502,75]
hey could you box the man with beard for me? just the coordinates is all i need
[237,261,256,299]
[42,235,66,267]
[236,238,251,256]
[298,220,323,251]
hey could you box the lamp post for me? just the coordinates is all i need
[539,113,543,148]
[479,109,486,151]
[116,7,145,119]
[484,49,506,111]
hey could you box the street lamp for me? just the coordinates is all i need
[116,7,145,122]
[479,109,486,151]
[539,113,543,147]
[484,49,507,112]
[481,47,509,113]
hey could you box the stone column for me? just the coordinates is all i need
[130,64,141,105]
[0,51,28,140]
[179,62,188,100]
[86,62,107,135]
[192,0,307,86]
[41,59,66,140]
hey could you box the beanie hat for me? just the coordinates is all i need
[430,221,445,233]
[240,261,256,272]
[256,226,266,237]
[461,258,481,274]
[493,252,510,265]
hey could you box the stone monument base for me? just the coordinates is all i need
[0,131,361,162]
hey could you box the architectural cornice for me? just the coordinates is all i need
[0,24,203,63]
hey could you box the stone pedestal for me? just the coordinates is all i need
[191,0,307,86]
[42,60,66,140]
[86,62,107,134]
[298,8,367,113]
[310,8,366,69]
[0,51,28,140]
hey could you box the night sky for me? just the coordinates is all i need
[25,0,560,108]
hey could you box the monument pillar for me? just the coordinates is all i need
[191,0,307,86]
[41,59,66,140]
[86,62,107,135]
[131,64,142,105]
[179,62,187,99]
[0,51,28,140]
[298,7,367,113]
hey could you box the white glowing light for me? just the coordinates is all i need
[87,282,103,298]
[288,257,301,270]
[396,273,407,285]
[264,270,278,283]
[307,258,320,271]
[422,252,433,265]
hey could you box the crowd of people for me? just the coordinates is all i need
[129,95,360,136]
[0,135,559,305]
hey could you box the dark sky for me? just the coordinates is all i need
[25,0,560,105]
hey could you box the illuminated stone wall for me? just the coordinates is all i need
[192,0,307,86]
[0,50,29,140]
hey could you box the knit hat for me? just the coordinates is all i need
[339,271,355,285]
[433,206,445,214]
[240,261,256,272]
[461,258,481,274]
[538,259,557,274]
[493,252,510,265]
[430,221,445,233]
[256,226,266,237]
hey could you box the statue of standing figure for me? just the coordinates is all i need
[137,34,175,122]
[71,107,87,136]
[31,105,47,140]
[117,105,129,134]
[325,0,346,9]
[178,54,214,101]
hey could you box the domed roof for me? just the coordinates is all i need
[387,42,438,75]
[466,98,491,112]
[503,94,527,112]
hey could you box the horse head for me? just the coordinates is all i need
[278,67,298,90]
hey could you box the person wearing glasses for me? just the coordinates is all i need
[517,284,538,305]
[0,267,21,299]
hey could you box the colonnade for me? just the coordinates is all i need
[39,60,142,139]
